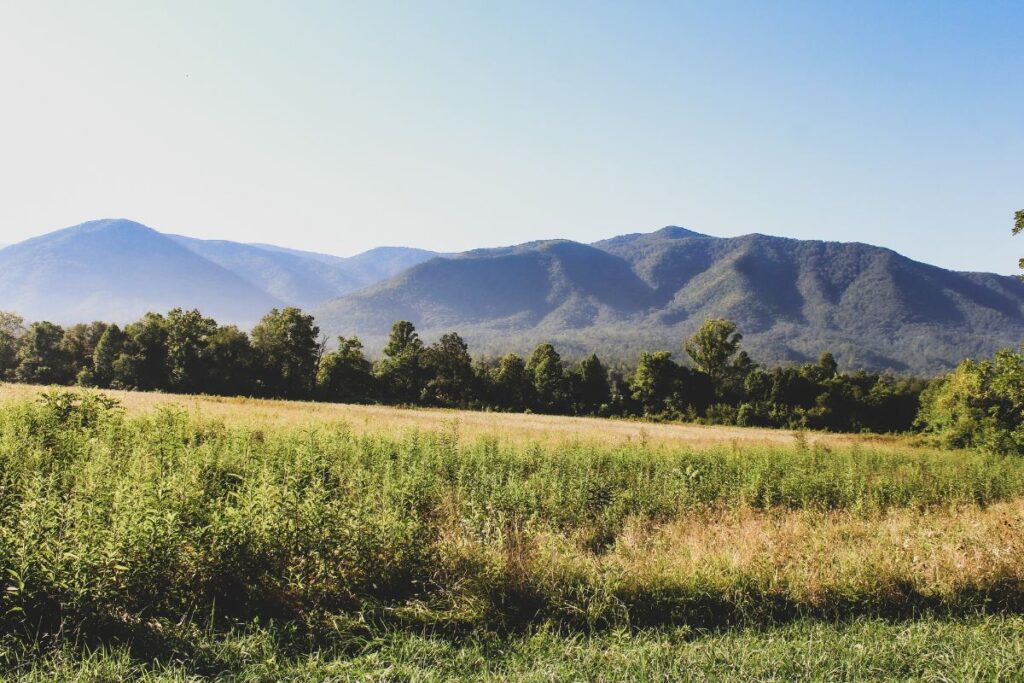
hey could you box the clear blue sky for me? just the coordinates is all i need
[0,1,1021,272]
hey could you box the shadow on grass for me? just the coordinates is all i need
[8,579,1024,674]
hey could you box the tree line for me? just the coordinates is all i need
[0,307,929,433]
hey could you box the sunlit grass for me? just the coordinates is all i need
[0,389,1018,680]
[0,382,918,449]
[8,617,1024,681]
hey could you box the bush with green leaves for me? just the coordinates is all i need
[917,345,1024,454]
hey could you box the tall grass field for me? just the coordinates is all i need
[2,388,1024,681]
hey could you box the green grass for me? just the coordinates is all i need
[7,617,1024,681]
[4,391,1024,680]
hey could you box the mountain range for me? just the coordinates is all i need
[1,219,1022,374]
[0,219,436,324]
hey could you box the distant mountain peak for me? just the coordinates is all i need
[24,218,159,245]
[76,217,151,229]
[0,218,281,324]
[0,219,439,323]
[592,225,711,249]
[653,225,711,239]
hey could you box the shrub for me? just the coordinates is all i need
[917,346,1024,454]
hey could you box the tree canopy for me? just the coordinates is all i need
[917,345,1024,454]
[0,307,938,437]
[251,307,322,398]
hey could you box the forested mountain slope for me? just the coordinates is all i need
[316,227,1024,374]
[3,219,1019,373]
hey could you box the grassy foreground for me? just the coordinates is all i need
[8,617,1024,681]
[2,389,1023,680]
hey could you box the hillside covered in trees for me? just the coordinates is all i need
[316,227,1024,375]
[3,219,1023,375]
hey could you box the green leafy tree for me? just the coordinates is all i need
[489,353,534,411]
[251,307,321,398]
[375,320,425,403]
[383,320,422,358]
[917,346,1024,454]
[15,321,72,385]
[91,324,128,388]
[606,366,639,416]
[675,364,716,415]
[570,353,611,415]
[317,336,375,403]
[685,319,742,381]
[118,313,170,390]
[769,366,818,409]
[799,351,839,385]
[0,311,25,380]
[202,325,256,396]
[422,332,475,406]
[630,350,679,416]
[684,318,752,399]
[526,343,567,413]
[165,308,218,393]
[729,351,758,395]
[743,367,772,403]
[61,322,108,375]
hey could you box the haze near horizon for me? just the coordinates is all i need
[0,1,1021,272]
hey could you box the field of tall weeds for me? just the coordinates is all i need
[2,390,1024,677]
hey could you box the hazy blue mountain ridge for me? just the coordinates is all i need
[0,219,284,324]
[0,219,438,323]
[2,219,1021,374]
[170,236,439,307]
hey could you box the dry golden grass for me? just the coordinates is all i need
[504,499,1024,615]
[0,382,915,449]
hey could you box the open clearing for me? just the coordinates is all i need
[0,382,914,450]
[0,385,1011,681]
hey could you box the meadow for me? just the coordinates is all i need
[2,386,1023,681]
[0,383,911,449]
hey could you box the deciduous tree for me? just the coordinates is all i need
[490,353,534,411]
[0,311,25,380]
[422,332,475,406]
[630,351,679,416]
[571,353,610,415]
[119,313,170,390]
[318,336,375,403]
[165,308,218,393]
[684,318,753,399]
[91,324,127,388]
[684,319,742,382]
[917,346,1024,454]
[375,320,424,403]
[203,325,256,396]
[526,343,567,413]
[251,307,321,398]
[15,321,72,385]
